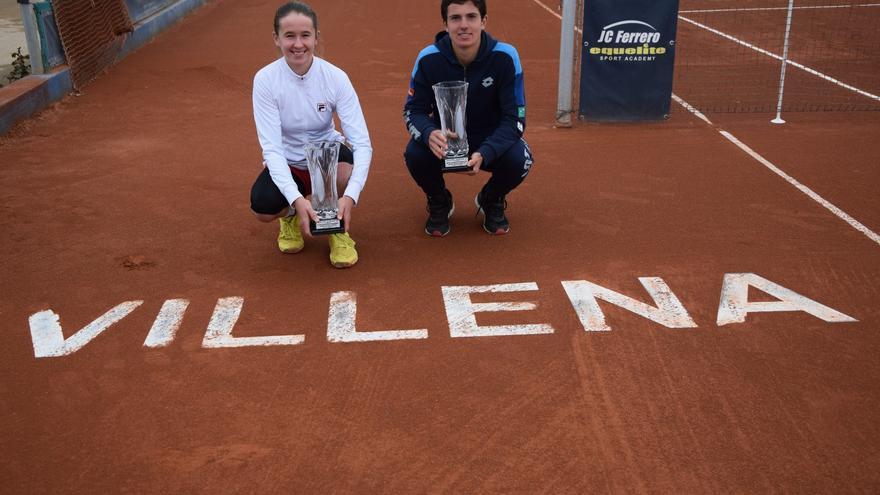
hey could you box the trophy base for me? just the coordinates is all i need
[310,218,345,235]
[442,156,471,173]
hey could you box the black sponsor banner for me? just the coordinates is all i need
[579,0,679,121]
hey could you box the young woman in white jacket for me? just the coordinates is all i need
[250,1,372,268]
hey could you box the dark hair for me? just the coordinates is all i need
[274,2,318,34]
[441,0,487,21]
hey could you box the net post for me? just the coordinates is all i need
[556,0,578,127]
[772,0,796,124]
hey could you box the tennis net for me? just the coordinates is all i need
[672,0,880,112]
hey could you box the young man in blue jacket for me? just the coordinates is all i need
[403,0,533,236]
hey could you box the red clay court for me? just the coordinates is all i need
[1,0,879,491]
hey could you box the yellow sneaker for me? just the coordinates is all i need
[278,215,304,253]
[328,232,358,268]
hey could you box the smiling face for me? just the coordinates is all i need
[273,12,317,75]
[444,1,486,56]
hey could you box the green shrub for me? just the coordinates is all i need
[3,47,31,86]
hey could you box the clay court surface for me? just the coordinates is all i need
[2,0,879,491]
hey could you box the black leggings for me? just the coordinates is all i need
[250,144,354,215]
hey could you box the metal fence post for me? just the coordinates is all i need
[17,0,45,74]
[556,0,577,127]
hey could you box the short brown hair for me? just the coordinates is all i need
[441,0,487,21]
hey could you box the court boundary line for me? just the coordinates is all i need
[671,99,880,246]
[718,129,880,245]
[533,0,880,247]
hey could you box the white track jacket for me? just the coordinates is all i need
[253,57,372,206]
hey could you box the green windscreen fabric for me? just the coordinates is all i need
[33,1,66,70]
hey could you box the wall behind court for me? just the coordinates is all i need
[125,0,179,24]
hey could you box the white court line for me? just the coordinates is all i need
[719,131,880,245]
[678,15,880,103]
[531,0,562,19]
[533,0,880,246]
[681,3,880,13]
[671,94,713,124]
[668,98,880,246]
[532,0,582,33]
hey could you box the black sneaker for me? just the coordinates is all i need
[475,189,509,235]
[425,189,454,236]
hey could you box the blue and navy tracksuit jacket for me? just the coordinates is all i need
[404,30,526,167]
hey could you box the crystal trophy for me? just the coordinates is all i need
[304,140,345,235]
[432,81,470,172]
